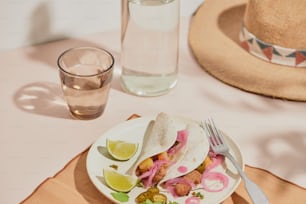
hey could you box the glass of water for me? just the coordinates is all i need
[57,47,114,120]
[121,0,180,96]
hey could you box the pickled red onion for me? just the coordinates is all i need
[201,171,229,192]
[168,129,188,156]
[201,151,229,192]
[205,151,224,171]
[140,160,169,188]
[138,129,189,188]
[185,196,201,204]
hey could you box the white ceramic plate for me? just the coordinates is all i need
[86,116,244,204]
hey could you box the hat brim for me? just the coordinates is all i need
[189,0,306,101]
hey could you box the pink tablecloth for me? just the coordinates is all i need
[1,18,306,204]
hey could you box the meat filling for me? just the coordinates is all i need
[174,170,202,197]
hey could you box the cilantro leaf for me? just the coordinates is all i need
[111,192,129,202]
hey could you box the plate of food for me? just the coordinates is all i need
[86,112,244,204]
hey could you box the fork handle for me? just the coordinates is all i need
[225,153,269,204]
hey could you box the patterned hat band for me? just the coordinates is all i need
[239,24,306,67]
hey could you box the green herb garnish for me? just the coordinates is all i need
[111,192,129,202]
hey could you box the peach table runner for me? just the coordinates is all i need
[21,148,306,204]
[21,115,306,204]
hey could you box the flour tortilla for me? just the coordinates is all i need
[129,112,187,175]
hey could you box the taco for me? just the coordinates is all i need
[159,122,209,183]
[160,124,229,197]
[131,112,189,188]
[131,113,229,202]
[157,122,212,196]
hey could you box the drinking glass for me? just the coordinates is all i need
[57,47,114,120]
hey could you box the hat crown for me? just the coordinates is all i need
[244,0,306,49]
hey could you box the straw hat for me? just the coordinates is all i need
[189,0,306,101]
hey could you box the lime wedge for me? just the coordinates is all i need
[106,139,138,161]
[103,169,138,192]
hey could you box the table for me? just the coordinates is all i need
[1,1,305,204]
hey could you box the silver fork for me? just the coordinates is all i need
[201,119,269,204]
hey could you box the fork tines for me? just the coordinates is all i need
[202,118,224,146]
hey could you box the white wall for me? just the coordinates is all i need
[0,0,203,51]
